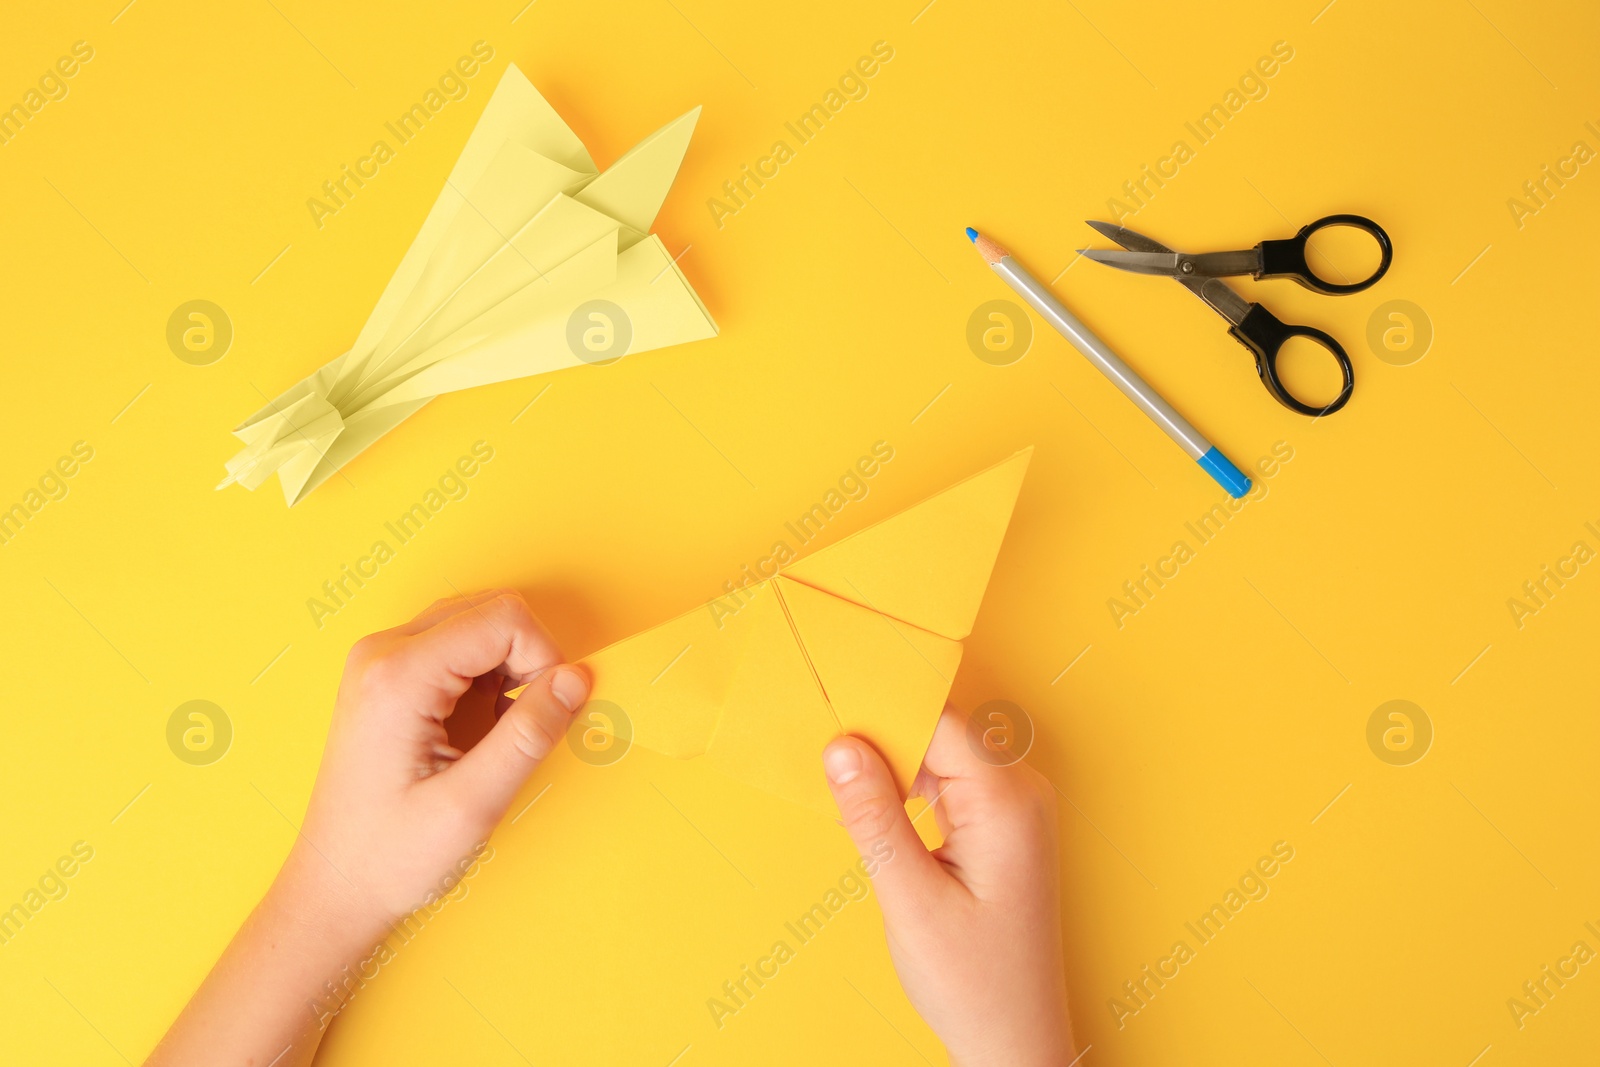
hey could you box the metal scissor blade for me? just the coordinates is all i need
[1084,220,1247,326]
[1078,249,1185,276]
[1083,219,1176,255]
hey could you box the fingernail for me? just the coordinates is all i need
[548,666,588,712]
[824,742,862,785]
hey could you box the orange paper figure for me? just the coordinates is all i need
[579,448,1033,813]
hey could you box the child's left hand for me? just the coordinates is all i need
[292,588,591,939]
[147,589,589,1067]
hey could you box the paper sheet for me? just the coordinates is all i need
[218,65,717,505]
[580,448,1034,813]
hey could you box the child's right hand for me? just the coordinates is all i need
[823,708,1074,1067]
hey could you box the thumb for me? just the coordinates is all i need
[823,736,945,911]
[446,664,589,822]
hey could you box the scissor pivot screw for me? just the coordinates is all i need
[1179,260,1195,274]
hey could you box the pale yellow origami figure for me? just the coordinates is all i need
[579,448,1033,814]
[219,65,717,505]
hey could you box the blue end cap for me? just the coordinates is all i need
[1197,447,1252,499]
[965,227,978,242]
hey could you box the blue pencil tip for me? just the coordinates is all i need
[964,227,978,242]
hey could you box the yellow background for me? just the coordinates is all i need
[2,0,1597,1063]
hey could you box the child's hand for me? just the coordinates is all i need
[291,589,590,938]
[822,708,1073,1067]
[149,590,590,1067]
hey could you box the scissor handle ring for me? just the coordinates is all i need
[1229,303,1354,416]
[1258,214,1392,296]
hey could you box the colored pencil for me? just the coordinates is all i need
[967,227,1251,498]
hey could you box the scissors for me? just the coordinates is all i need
[1080,214,1392,416]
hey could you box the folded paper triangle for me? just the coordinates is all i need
[781,446,1033,641]
[219,66,716,505]
[702,588,844,814]
[773,577,962,801]
[580,448,1033,814]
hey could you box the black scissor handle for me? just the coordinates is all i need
[1228,303,1354,416]
[1257,214,1392,295]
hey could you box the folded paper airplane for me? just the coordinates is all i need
[219,64,717,505]
[578,448,1033,814]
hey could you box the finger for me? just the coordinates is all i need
[441,663,589,822]
[401,587,520,634]
[914,709,989,834]
[910,766,955,840]
[403,594,564,703]
[918,706,1041,838]
[920,704,1000,781]
[493,676,518,718]
[822,736,945,910]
